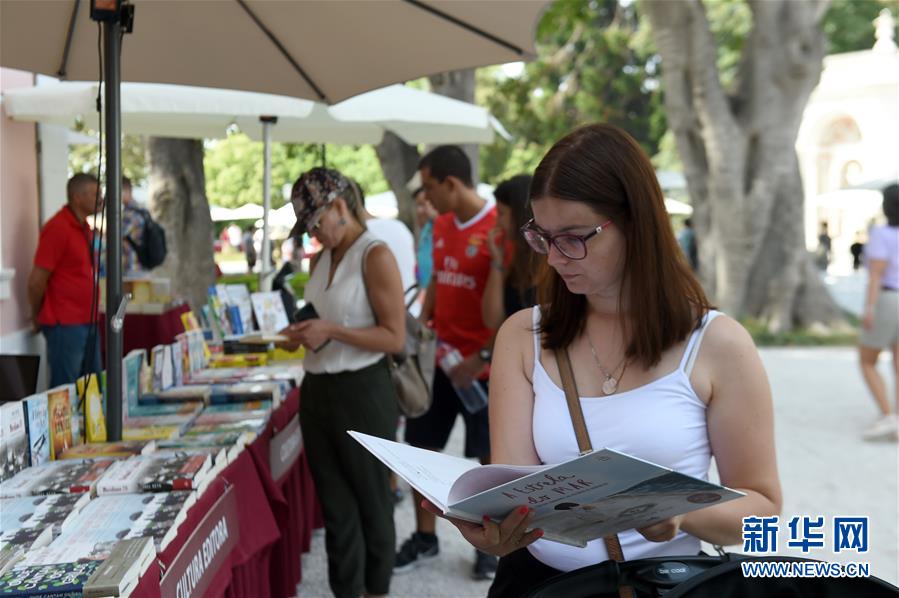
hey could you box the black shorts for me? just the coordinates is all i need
[404,366,490,459]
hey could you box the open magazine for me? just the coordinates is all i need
[350,432,744,548]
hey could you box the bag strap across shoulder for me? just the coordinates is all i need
[554,348,633,598]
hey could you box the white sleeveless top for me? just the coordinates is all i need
[302,231,383,374]
[528,307,721,572]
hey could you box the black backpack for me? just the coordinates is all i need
[126,208,167,269]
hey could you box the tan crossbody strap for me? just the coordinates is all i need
[554,348,634,598]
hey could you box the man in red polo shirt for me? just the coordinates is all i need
[27,173,101,387]
[396,145,499,580]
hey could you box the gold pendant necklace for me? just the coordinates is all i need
[587,335,628,395]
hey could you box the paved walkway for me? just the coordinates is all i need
[297,343,898,596]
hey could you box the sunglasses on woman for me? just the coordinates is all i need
[520,218,613,260]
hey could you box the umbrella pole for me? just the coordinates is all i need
[104,18,124,441]
[259,116,277,292]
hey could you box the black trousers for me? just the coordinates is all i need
[300,358,399,598]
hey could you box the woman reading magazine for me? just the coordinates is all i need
[423,124,782,597]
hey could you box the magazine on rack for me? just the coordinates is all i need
[350,432,744,548]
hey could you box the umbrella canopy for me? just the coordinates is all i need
[664,197,693,215]
[0,0,548,104]
[4,81,508,145]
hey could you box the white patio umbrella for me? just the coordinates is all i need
[0,0,550,440]
[664,197,693,216]
[4,79,510,281]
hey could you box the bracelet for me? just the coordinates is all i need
[491,260,505,273]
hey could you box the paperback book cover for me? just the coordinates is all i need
[139,454,211,492]
[0,494,91,536]
[156,431,252,451]
[250,291,289,335]
[0,402,28,483]
[122,425,181,442]
[82,537,155,598]
[170,341,184,387]
[57,441,155,460]
[0,463,65,498]
[46,386,74,460]
[75,374,107,444]
[20,493,168,566]
[185,419,267,437]
[29,459,115,496]
[0,559,103,596]
[0,527,54,575]
[202,400,272,414]
[22,394,50,467]
[224,284,255,333]
[124,350,202,417]
[350,432,744,548]
[122,492,194,550]
[208,381,286,406]
[194,410,269,426]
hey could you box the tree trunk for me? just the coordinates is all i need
[428,68,480,184]
[643,0,844,332]
[147,138,215,312]
[374,131,420,233]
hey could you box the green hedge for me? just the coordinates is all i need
[218,272,310,298]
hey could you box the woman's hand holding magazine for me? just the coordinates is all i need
[421,498,544,557]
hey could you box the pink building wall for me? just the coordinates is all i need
[0,68,40,337]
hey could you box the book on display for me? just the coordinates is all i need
[23,394,50,467]
[96,454,211,494]
[0,557,102,596]
[0,402,28,483]
[75,374,107,444]
[82,537,155,598]
[0,493,91,536]
[250,291,289,335]
[350,432,745,548]
[57,441,156,460]
[28,459,115,496]
[46,386,74,460]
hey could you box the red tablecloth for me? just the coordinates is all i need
[132,386,322,598]
[100,303,190,357]
[248,388,323,598]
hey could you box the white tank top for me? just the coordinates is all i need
[302,231,384,374]
[527,306,721,571]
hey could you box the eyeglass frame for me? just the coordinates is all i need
[520,218,614,260]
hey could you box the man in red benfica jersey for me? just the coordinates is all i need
[396,146,499,580]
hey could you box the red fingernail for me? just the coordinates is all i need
[482,515,491,523]
[536,530,544,538]
[518,506,529,516]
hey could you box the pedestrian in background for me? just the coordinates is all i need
[858,184,899,441]
[482,174,537,331]
[27,174,102,386]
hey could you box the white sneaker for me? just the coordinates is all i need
[863,415,898,441]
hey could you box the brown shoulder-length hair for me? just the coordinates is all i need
[532,123,710,367]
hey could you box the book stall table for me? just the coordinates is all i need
[100,302,191,356]
[129,388,321,598]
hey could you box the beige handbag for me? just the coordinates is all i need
[363,242,436,418]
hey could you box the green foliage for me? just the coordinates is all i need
[203,133,388,208]
[741,318,858,346]
[703,0,752,90]
[478,0,667,184]
[68,123,148,185]
[218,271,309,297]
[823,0,899,54]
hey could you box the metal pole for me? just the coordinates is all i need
[104,18,123,441]
[259,115,277,292]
